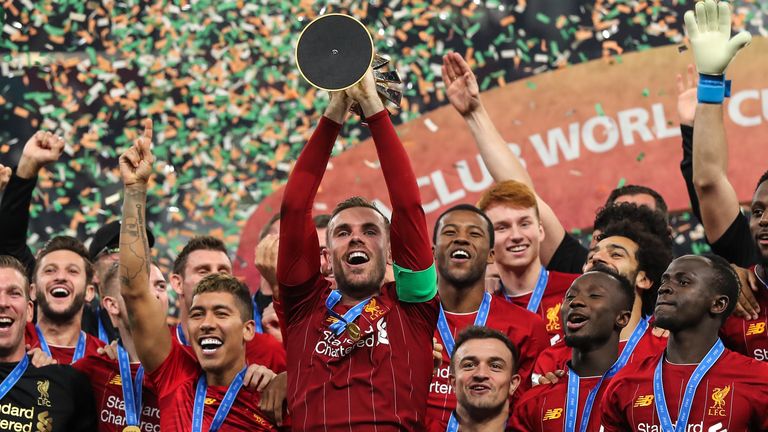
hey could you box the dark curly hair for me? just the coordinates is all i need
[595,203,674,317]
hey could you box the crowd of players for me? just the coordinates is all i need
[0,1,766,430]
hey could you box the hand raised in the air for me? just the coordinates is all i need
[119,119,155,188]
[17,131,65,179]
[684,0,751,75]
[442,52,480,117]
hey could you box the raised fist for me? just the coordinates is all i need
[17,131,65,179]
[119,119,155,187]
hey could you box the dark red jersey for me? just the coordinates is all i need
[601,349,768,431]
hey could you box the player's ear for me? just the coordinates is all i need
[508,373,522,397]
[616,309,631,330]
[85,283,96,302]
[243,317,256,342]
[170,273,183,296]
[635,271,652,291]
[29,282,37,302]
[487,248,495,265]
[711,293,729,316]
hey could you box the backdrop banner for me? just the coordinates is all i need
[236,37,768,289]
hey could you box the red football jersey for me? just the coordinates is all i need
[497,271,579,345]
[426,296,549,431]
[25,321,105,365]
[73,354,160,432]
[281,274,438,431]
[601,349,768,431]
[147,338,277,431]
[510,373,609,432]
[532,323,667,383]
[720,267,768,361]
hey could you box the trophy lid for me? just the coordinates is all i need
[295,13,374,91]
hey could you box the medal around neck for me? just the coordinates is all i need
[123,427,142,432]
[295,13,403,113]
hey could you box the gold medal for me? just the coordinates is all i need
[347,322,361,341]
[123,427,142,432]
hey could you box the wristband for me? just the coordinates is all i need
[697,74,731,104]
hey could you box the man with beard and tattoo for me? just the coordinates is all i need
[511,269,634,432]
[448,326,521,432]
[277,69,438,431]
[426,204,549,431]
[24,236,105,364]
[601,254,768,431]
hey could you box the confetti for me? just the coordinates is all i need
[0,0,759,268]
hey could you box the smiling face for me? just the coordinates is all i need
[0,268,32,361]
[450,338,520,417]
[562,272,631,350]
[749,182,768,264]
[326,207,389,298]
[584,236,649,291]
[654,256,728,332]
[188,291,254,375]
[435,210,493,288]
[33,250,89,323]
[484,205,544,271]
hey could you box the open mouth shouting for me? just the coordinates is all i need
[47,283,72,301]
[450,248,471,263]
[345,250,370,267]
[0,316,14,332]
[199,337,223,355]
[566,312,589,331]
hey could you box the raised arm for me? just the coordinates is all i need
[442,52,567,265]
[688,0,751,243]
[118,120,170,372]
[346,71,435,301]
[676,65,704,224]
[277,93,352,288]
[0,132,64,275]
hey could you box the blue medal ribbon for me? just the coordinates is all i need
[438,292,492,355]
[503,266,548,313]
[325,290,373,336]
[0,355,29,400]
[35,326,86,364]
[176,324,188,346]
[563,317,650,432]
[252,297,263,334]
[96,304,110,343]
[446,411,459,432]
[653,339,725,432]
[192,366,247,432]
[117,344,144,428]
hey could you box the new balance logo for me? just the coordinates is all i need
[542,408,562,420]
[746,322,766,335]
[634,394,654,407]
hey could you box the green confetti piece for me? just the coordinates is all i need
[526,82,537,90]
[535,13,551,24]
[43,24,66,36]
[466,23,481,39]
[595,103,605,116]
[636,152,645,162]
[642,88,650,97]
[617,177,626,188]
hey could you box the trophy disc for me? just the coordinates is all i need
[296,14,374,91]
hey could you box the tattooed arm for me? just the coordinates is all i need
[118,120,171,373]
